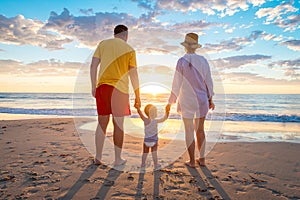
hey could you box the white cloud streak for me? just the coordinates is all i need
[138,0,266,17]
[0,14,72,50]
[269,58,300,79]
[211,54,271,70]
[255,2,300,31]
[279,40,300,51]
[0,59,83,76]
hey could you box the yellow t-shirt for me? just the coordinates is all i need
[93,38,137,94]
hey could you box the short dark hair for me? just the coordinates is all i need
[114,24,128,35]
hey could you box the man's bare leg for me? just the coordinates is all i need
[95,115,110,164]
[112,116,126,166]
[194,117,206,166]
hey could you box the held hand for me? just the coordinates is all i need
[134,97,141,109]
[134,103,140,110]
[165,104,171,113]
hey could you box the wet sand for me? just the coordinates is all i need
[0,118,299,199]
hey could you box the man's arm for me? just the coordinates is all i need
[129,66,141,109]
[90,57,100,98]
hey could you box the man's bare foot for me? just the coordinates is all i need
[113,159,127,167]
[184,161,196,168]
[197,158,206,166]
[93,158,103,165]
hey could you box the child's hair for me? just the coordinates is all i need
[144,104,155,117]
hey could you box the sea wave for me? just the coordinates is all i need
[1,107,300,123]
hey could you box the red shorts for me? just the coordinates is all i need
[95,84,131,117]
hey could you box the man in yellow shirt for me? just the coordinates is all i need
[90,24,140,166]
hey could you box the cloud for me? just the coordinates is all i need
[203,30,287,53]
[79,8,94,15]
[255,2,299,31]
[0,14,73,50]
[203,31,261,53]
[136,0,266,17]
[131,0,155,10]
[0,6,292,55]
[221,71,300,86]
[211,54,271,70]
[0,8,180,52]
[279,40,300,51]
[268,58,300,79]
[44,8,167,49]
[0,59,83,76]
[44,8,224,54]
[0,59,22,73]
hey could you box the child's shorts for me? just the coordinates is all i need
[144,142,157,147]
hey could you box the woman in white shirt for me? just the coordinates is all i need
[167,33,215,168]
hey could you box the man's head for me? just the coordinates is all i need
[114,24,128,41]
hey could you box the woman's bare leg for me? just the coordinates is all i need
[183,118,195,167]
[194,117,206,166]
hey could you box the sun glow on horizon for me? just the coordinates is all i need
[140,84,170,96]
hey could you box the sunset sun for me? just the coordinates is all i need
[140,84,169,96]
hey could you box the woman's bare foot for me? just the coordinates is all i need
[113,159,127,167]
[141,163,146,168]
[197,158,206,166]
[184,161,196,168]
[154,164,161,170]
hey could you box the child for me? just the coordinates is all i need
[136,104,169,169]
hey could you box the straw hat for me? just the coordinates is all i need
[181,33,202,49]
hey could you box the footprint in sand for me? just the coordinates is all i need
[25,187,40,195]
[236,187,247,194]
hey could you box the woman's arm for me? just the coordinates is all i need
[168,59,183,104]
[204,59,215,110]
[204,59,214,100]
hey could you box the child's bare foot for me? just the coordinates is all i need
[184,161,196,168]
[197,158,206,166]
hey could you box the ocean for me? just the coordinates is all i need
[0,93,300,143]
[1,93,299,122]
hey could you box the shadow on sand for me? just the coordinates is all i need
[58,164,98,200]
[186,165,231,200]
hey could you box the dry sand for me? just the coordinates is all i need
[0,118,299,200]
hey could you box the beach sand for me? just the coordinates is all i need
[0,118,299,200]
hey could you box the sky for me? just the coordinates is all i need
[0,0,299,94]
